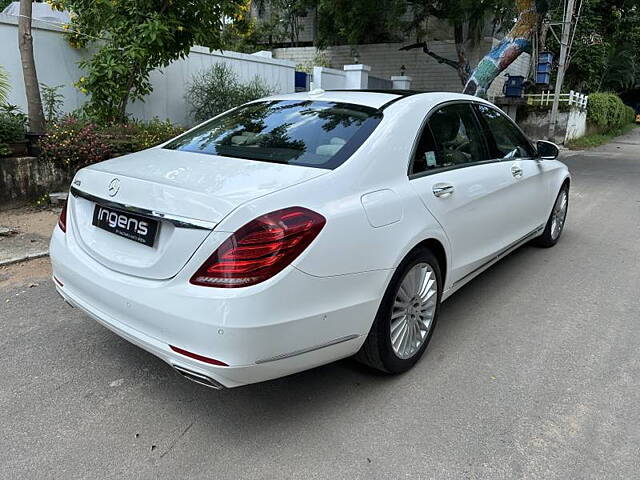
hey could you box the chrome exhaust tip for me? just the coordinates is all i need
[172,365,225,390]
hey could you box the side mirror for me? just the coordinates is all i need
[536,140,559,160]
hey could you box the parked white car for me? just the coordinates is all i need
[50,90,570,389]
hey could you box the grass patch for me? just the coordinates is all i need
[567,123,638,150]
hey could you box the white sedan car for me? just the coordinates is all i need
[50,90,570,389]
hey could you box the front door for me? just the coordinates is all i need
[409,102,520,284]
[474,103,549,237]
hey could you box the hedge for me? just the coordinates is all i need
[587,93,636,132]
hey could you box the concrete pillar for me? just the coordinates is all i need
[343,64,371,89]
[504,104,518,121]
[391,76,412,90]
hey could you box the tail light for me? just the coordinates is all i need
[58,199,68,232]
[190,207,326,288]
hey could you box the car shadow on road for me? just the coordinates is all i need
[84,240,559,439]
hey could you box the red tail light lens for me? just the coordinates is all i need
[190,207,326,288]
[58,199,67,233]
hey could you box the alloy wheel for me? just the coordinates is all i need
[390,263,438,360]
[551,189,568,240]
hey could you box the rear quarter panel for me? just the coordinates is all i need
[210,100,453,287]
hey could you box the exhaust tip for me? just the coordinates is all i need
[172,365,225,390]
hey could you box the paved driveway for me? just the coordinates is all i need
[1,130,639,479]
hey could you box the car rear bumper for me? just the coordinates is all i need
[50,227,390,388]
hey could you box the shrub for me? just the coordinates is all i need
[186,63,275,123]
[624,105,636,124]
[40,83,65,123]
[131,118,185,150]
[41,116,112,171]
[587,93,635,132]
[99,118,185,154]
[0,105,28,156]
[295,52,332,73]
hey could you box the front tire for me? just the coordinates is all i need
[535,183,569,248]
[355,248,442,374]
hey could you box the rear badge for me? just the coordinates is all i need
[108,178,120,197]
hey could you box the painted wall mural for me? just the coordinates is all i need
[464,0,546,97]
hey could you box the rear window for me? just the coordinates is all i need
[164,100,382,169]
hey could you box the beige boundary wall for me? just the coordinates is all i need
[274,39,530,100]
[0,14,295,125]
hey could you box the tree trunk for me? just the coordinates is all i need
[400,23,471,87]
[116,65,140,124]
[539,16,550,51]
[18,0,45,134]
[463,0,545,98]
[453,23,471,86]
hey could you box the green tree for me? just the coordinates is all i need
[558,0,640,94]
[270,0,314,46]
[400,0,517,87]
[52,0,249,124]
[316,0,407,47]
[255,0,406,47]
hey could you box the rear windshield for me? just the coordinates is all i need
[164,100,382,169]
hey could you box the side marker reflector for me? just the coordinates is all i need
[169,345,228,366]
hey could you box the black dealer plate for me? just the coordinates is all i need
[92,204,158,247]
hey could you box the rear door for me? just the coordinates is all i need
[474,103,549,236]
[409,102,520,283]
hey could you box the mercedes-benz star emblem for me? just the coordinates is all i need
[108,178,120,197]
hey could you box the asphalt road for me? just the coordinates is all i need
[2,129,639,479]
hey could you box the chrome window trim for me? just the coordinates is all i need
[407,99,541,180]
[70,186,216,230]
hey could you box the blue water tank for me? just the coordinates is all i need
[536,52,554,85]
[538,52,554,64]
[537,62,552,74]
[504,75,525,97]
[536,72,551,85]
[295,71,309,92]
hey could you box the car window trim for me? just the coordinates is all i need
[164,100,384,171]
[407,99,493,179]
[472,103,538,161]
[409,158,505,180]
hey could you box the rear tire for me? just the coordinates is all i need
[535,183,569,248]
[355,248,442,374]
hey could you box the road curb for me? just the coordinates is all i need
[0,251,49,267]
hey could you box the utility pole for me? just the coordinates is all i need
[548,0,576,141]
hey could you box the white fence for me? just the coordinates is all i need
[0,14,295,125]
[311,66,347,90]
[311,64,411,91]
[525,90,589,110]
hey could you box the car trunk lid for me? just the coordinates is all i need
[69,148,328,280]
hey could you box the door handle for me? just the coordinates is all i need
[511,165,524,178]
[433,183,455,198]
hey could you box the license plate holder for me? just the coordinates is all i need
[92,204,158,247]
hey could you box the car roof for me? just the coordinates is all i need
[265,90,490,110]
